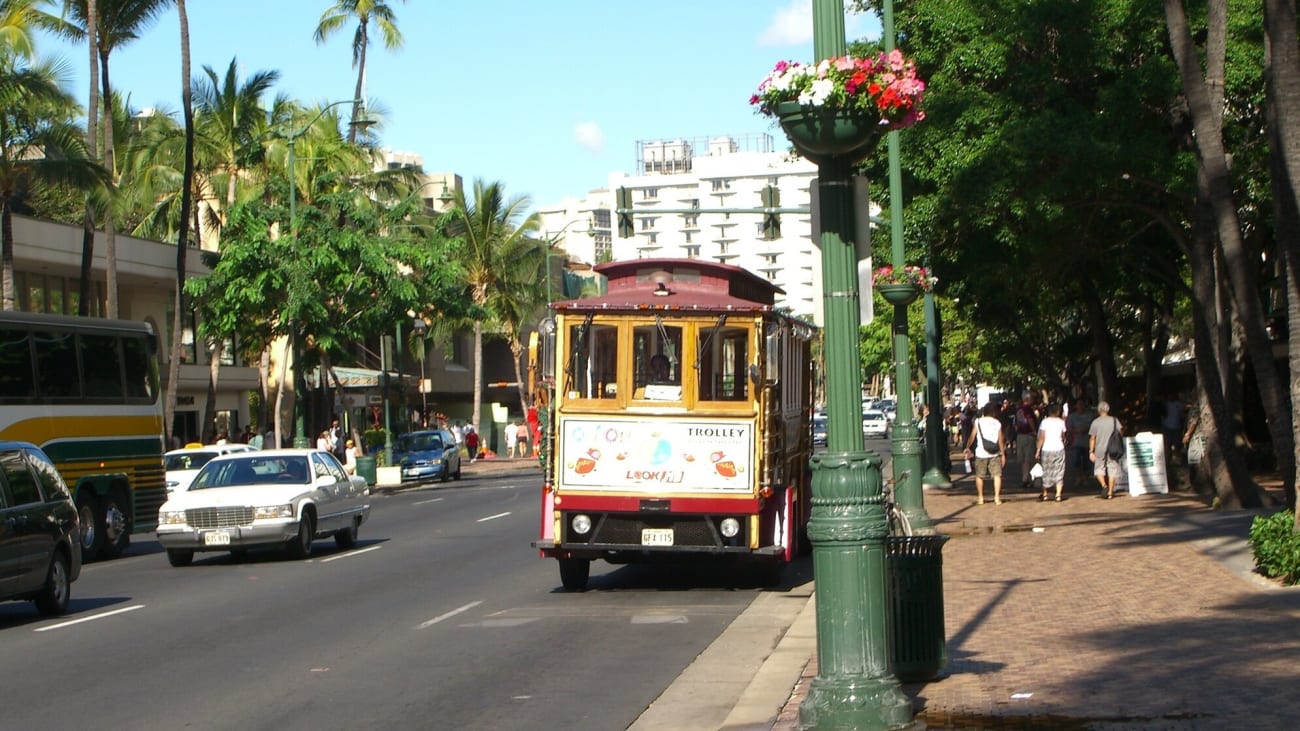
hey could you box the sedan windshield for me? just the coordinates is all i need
[191,456,310,489]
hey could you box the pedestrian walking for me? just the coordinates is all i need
[465,426,480,462]
[1013,392,1040,489]
[1035,403,1068,501]
[1088,401,1124,499]
[963,402,1007,505]
[505,420,519,459]
[1065,398,1094,487]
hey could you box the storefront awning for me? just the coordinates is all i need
[307,366,416,389]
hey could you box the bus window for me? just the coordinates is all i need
[698,325,750,402]
[0,328,33,401]
[122,335,156,400]
[564,323,619,399]
[632,324,682,400]
[81,333,125,399]
[33,331,79,399]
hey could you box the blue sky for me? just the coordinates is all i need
[38,0,880,210]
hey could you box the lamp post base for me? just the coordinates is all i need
[799,675,915,730]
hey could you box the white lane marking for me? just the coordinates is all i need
[35,604,145,632]
[413,497,444,505]
[477,512,511,523]
[417,601,484,630]
[320,545,383,563]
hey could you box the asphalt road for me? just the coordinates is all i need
[1,470,774,731]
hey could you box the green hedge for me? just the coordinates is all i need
[1248,510,1300,585]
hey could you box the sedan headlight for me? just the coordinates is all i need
[160,510,187,525]
[254,504,294,520]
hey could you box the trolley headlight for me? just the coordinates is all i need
[571,514,593,535]
[160,510,187,525]
[254,504,294,520]
[720,518,741,538]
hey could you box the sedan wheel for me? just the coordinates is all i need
[335,519,359,549]
[167,549,194,567]
[285,514,315,560]
[34,553,71,616]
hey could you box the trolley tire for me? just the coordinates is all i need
[34,552,72,616]
[285,513,315,560]
[75,492,105,561]
[167,549,194,567]
[558,558,590,591]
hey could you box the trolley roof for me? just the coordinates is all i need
[551,258,783,314]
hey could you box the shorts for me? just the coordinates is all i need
[974,456,1002,479]
[1094,456,1124,478]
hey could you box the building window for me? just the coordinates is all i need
[684,231,694,243]
[685,245,700,258]
[641,216,658,231]
[711,179,732,192]
[683,214,699,228]
[644,187,658,200]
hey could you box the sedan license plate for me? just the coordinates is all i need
[204,531,231,546]
[641,528,674,546]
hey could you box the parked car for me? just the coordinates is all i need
[0,441,81,615]
[155,449,370,567]
[862,410,890,439]
[812,416,828,447]
[393,429,462,483]
[164,443,257,493]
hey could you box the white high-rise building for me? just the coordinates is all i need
[540,133,839,324]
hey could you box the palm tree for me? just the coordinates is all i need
[78,0,98,316]
[58,0,173,318]
[1,0,67,59]
[443,179,539,434]
[0,57,108,309]
[312,0,405,143]
[166,0,192,445]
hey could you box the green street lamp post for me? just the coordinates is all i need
[285,98,370,449]
[792,1,913,728]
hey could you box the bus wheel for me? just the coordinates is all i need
[100,490,130,558]
[558,558,590,591]
[76,492,104,561]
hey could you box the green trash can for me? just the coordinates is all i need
[355,455,377,487]
[887,534,949,682]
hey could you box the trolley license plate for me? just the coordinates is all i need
[203,531,232,546]
[641,528,674,546]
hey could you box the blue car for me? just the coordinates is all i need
[394,429,463,483]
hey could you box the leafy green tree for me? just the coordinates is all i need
[0,54,107,309]
[312,0,404,142]
[443,179,540,433]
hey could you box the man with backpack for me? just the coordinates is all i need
[1087,401,1125,500]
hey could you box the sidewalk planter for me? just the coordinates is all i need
[886,534,949,682]
[355,455,377,486]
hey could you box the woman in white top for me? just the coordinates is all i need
[963,402,1007,505]
[343,438,361,474]
[1035,403,1068,501]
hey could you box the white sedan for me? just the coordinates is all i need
[862,410,890,439]
[156,449,370,567]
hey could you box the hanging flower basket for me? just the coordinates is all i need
[873,265,936,306]
[751,50,926,162]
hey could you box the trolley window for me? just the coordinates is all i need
[564,322,619,399]
[632,323,683,401]
[698,324,751,402]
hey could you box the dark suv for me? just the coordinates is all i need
[1,441,81,615]
[394,429,463,483]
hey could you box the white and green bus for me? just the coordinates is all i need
[0,312,166,561]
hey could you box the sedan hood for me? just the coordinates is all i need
[161,484,310,510]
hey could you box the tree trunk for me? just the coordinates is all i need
[274,335,291,448]
[79,0,99,317]
[1166,0,1295,501]
[99,52,118,318]
[510,334,528,416]
[2,202,14,311]
[1263,0,1300,518]
[202,339,222,442]
[348,19,368,144]
[166,0,195,446]
[472,320,483,437]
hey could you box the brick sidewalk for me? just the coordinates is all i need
[773,467,1300,729]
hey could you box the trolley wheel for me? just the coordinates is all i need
[558,558,590,591]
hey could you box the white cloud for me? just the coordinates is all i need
[573,121,605,154]
[758,0,813,47]
[757,0,882,47]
